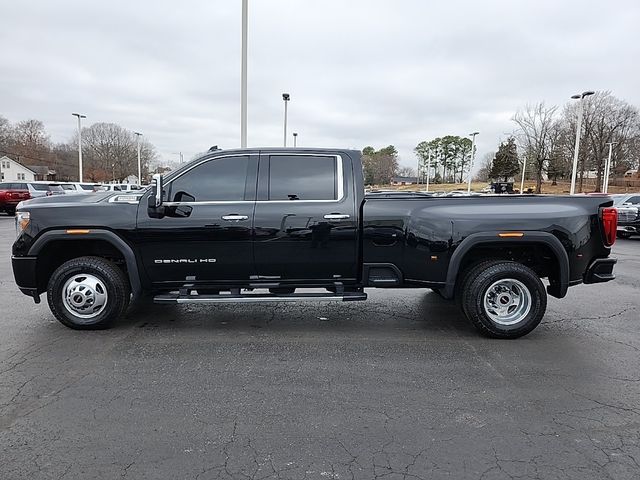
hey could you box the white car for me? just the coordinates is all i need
[59,182,102,194]
[97,184,143,192]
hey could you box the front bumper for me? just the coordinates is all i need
[618,225,639,233]
[583,257,617,284]
[12,256,40,302]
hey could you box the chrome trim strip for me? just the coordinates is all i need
[161,152,345,206]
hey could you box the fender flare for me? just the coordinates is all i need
[28,229,142,300]
[442,231,570,300]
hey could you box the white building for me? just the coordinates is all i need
[0,156,37,182]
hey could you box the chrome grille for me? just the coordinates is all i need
[617,208,639,223]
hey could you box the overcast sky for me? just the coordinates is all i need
[1,0,639,169]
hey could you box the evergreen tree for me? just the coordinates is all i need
[490,138,520,181]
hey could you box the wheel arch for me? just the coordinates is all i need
[442,231,570,300]
[28,229,142,300]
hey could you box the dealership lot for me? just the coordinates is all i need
[0,215,639,479]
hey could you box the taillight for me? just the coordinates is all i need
[601,207,617,247]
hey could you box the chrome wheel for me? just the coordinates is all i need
[483,278,531,326]
[62,274,108,320]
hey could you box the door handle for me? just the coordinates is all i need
[323,213,350,220]
[221,214,249,221]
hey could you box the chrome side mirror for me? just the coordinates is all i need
[152,174,163,207]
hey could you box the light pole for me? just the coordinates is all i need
[293,132,298,147]
[467,132,479,193]
[520,155,527,194]
[603,142,617,194]
[282,93,290,147]
[72,113,86,181]
[240,0,248,148]
[426,148,432,192]
[134,132,142,185]
[569,90,595,195]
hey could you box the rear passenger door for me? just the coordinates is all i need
[253,152,357,283]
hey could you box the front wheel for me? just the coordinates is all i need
[460,261,547,339]
[47,256,130,330]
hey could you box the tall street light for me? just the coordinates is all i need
[603,142,617,194]
[134,132,142,185]
[569,90,595,194]
[467,132,479,193]
[282,93,290,147]
[293,132,298,147]
[426,148,432,192]
[72,113,86,181]
[240,0,248,148]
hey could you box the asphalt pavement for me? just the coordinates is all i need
[1,214,639,479]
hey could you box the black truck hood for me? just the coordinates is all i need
[18,192,141,209]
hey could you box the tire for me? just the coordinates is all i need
[47,256,130,330]
[460,260,547,339]
[617,231,632,239]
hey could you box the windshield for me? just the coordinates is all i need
[611,195,629,205]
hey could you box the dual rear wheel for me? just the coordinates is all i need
[457,260,547,339]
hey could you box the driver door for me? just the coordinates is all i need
[136,154,258,287]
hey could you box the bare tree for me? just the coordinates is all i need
[76,123,157,182]
[513,103,559,193]
[474,152,495,182]
[397,166,416,178]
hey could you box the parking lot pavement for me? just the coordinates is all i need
[1,215,639,480]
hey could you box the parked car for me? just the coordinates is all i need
[12,148,617,339]
[612,193,640,238]
[97,184,143,192]
[59,182,103,194]
[26,182,65,198]
[0,182,31,215]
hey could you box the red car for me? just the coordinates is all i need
[0,182,31,216]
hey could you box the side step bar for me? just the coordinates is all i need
[154,291,368,304]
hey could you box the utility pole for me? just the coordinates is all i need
[72,113,86,181]
[467,132,479,194]
[240,0,248,148]
[134,132,142,185]
[570,91,595,194]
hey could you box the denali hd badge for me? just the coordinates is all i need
[154,259,217,264]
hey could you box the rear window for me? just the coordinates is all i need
[12,183,27,190]
[30,184,50,191]
[80,184,96,191]
[268,155,338,200]
[60,184,75,190]
[0,183,9,189]
[48,185,64,192]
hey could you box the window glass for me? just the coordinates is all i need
[269,155,337,200]
[17,183,27,190]
[168,156,250,202]
[80,184,95,190]
[61,184,75,190]
[30,184,50,191]
[627,196,640,205]
[48,185,64,192]
[0,183,8,189]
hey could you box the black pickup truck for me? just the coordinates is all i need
[11,148,618,338]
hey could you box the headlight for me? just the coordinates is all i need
[15,211,30,237]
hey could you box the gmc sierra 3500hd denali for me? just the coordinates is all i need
[12,148,618,338]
